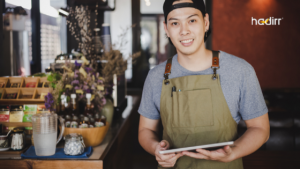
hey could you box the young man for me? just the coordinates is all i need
[138,0,270,168]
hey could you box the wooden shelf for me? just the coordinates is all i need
[0,122,32,127]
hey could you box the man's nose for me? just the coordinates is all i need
[180,22,190,36]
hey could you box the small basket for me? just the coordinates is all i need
[61,122,109,147]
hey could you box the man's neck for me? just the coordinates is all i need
[177,46,212,72]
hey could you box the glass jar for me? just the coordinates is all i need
[64,133,85,155]
[9,127,25,150]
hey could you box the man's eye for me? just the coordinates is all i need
[172,22,178,26]
[190,19,196,23]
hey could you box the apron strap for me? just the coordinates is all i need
[163,51,220,84]
[164,57,173,85]
[211,51,220,80]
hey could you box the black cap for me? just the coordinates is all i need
[163,0,206,23]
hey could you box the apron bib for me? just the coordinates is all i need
[158,51,243,169]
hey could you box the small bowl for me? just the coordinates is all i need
[60,122,109,147]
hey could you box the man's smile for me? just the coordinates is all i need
[180,39,194,46]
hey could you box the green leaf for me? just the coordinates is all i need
[55,73,62,81]
[51,83,56,89]
[66,96,71,102]
[47,75,54,82]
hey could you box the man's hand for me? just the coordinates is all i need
[182,145,234,163]
[155,140,183,168]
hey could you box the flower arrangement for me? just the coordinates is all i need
[45,5,141,113]
[45,58,106,114]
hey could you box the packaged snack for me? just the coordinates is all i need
[40,93,48,100]
[0,106,10,129]
[23,105,37,130]
[5,93,17,99]
[26,82,36,88]
[9,105,24,130]
[37,105,50,114]
[10,83,20,88]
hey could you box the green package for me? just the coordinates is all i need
[23,105,37,130]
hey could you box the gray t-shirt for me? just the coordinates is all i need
[138,51,268,124]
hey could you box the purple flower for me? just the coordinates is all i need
[71,80,79,85]
[44,93,54,111]
[85,67,93,73]
[86,89,91,93]
[75,60,82,67]
[74,86,80,90]
[97,79,103,83]
[75,70,79,73]
[83,85,89,90]
[74,73,78,78]
[101,97,106,105]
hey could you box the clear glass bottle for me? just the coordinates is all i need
[70,116,79,128]
[83,93,94,127]
[84,93,93,118]
[70,94,79,118]
[94,113,104,127]
[64,102,71,128]
[58,94,66,119]
[79,116,89,128]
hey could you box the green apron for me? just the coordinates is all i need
[158,51,243,169]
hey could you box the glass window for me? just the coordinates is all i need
[5,0,67,74]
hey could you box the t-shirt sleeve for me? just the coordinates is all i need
[239,62,268,120]
[138,71,161,120]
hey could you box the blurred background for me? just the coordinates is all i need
[0,0,299,168]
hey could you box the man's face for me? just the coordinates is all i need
[164,0,209,56]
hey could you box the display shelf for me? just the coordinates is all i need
[0,122,32,127]
[0,88,51,104]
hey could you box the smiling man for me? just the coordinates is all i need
[138,0,270,168]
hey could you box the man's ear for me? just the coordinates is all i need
[204,13,210,31]
[163,21,170,37]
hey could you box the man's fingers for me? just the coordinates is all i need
[160,163,174,168]
[223,145,232,154]
[172,153,183,160]
[196,148,211,157]
[182,151,209,160]
[159,153,176,161]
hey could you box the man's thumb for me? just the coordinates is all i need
[160,140,168,148]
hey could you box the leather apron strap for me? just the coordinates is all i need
[164,51,220,85]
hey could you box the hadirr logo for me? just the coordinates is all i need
[251,17,283,25]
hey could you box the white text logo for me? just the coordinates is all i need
[251,17,283,25]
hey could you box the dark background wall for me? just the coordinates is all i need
[212,0,300,88]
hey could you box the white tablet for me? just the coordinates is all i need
[159,141,234,155]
